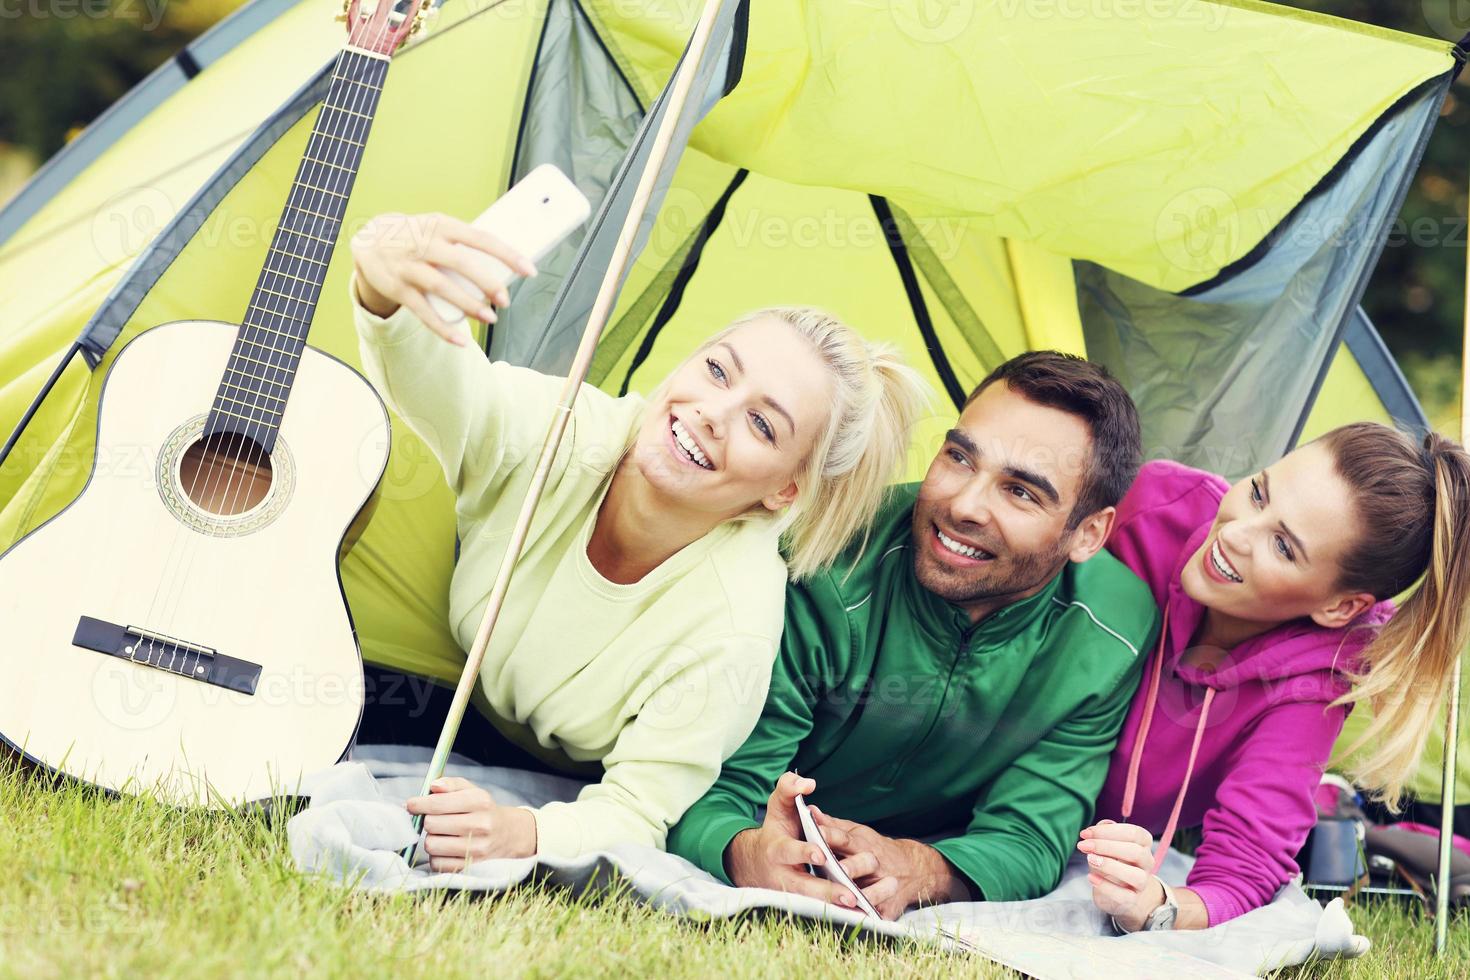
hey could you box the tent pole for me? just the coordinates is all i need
[1436,666,1461,953]
[1436,208,1470,954]
[400,0,732,864]
[0,339,85,476]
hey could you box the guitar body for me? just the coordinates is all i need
[0,320,390,806]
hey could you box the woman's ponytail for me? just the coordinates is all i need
[1325,424,1470,807]
[780,340,932,581]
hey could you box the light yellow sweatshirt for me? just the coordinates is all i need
[351,280,788,857]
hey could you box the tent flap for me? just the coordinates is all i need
[1077,74,1447,477]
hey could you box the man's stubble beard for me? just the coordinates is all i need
[911,520,1074,607]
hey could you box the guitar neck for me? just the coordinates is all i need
[205,48,391,454]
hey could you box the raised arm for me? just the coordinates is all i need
[348,213,566,501]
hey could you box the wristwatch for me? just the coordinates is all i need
[1113,877,1178,933]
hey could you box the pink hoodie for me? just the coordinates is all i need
[1095,460,1394,925]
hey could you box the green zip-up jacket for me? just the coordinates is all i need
[668,484,1159,901]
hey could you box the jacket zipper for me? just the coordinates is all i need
[881,623,977,785]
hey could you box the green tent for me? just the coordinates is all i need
[0,0,1463,804]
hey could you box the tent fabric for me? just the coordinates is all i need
[0,0,1461,788]
[500,0,747,372]
[682,0,1453,293]
[1288,308,1429,448]
[1078,76,1448,476]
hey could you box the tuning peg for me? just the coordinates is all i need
[335,0,352,24]
[410,2,439,36]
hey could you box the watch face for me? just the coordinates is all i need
[1147,904,1178,931]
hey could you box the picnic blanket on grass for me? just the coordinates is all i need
[286,746,1368,979]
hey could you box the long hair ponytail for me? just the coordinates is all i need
[1323,423,1470,807]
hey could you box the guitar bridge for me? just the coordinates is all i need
[72,616,261,695]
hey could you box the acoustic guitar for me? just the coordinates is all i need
[0,0,432,806]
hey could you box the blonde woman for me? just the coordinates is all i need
[346,212,930,869]
[1077,425,1470,931]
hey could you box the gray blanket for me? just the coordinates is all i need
[286,746,1368,979]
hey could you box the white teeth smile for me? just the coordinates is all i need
[1210,540,1243,583]
[937,528,991,560]
[671,417,713,470]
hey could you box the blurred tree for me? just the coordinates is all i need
[0,1,245,159]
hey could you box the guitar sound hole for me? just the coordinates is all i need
[179,432,274,517]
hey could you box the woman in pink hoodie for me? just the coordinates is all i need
[1076,422,1470,931]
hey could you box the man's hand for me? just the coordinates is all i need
[809,806,971,920]
[724,772,864,910]
[1077,819,1164,932]
[405,776,538,871]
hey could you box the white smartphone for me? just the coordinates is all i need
[427,163,592,326]
[794,793,882,918]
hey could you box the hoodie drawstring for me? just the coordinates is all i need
[1120,606,1216,875]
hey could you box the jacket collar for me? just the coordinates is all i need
[900,546,1068,647]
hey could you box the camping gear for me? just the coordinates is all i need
[1,0,1467,949]
[1365,825,1470,911]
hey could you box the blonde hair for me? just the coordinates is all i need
[656,306,931,581]
[1320,423,1470,808]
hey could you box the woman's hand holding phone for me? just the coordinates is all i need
[349,211,537,346]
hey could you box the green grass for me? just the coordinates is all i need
[1,757,1463,979]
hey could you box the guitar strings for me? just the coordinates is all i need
[161,12,396,639]
[161,7,398,703]
[136,9,402,752]
[137,39,368,690]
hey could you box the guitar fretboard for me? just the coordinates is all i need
[205,48,390,454]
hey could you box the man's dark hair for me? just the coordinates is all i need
[966,351,1141,527]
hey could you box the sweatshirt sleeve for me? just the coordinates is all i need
[350,275,626,523]
[666,577,846,882]
[530,632,777,858]
[1186,699,1347,924]
[930,613,1156,901]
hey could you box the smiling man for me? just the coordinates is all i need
[667,351,1161,917]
